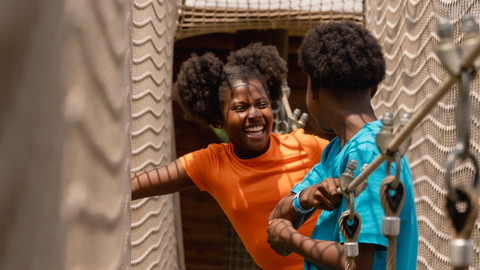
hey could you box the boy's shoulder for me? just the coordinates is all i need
[342,120,383,155]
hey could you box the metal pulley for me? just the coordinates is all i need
[338,160,368,198]
[376,112,412,162]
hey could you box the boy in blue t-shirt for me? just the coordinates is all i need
[267,21,418,270]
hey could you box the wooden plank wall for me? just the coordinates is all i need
[172,33,324,270]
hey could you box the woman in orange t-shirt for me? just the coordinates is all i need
[132,43,333,270]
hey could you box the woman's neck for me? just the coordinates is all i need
[232,138,271,159]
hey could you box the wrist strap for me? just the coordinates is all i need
[293,189,314,214]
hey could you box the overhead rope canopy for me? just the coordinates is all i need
[175,0,364,40]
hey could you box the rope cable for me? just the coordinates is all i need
[339,210,362,270]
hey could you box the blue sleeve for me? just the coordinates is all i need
[338,149,388,248]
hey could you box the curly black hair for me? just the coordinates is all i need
[227,43,287,101]
[172,43,287,127]
[298,21,385,96]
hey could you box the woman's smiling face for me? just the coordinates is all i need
[220,79,273,159]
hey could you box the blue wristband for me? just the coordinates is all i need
[293,190,314,214]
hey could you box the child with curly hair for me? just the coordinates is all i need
[267,21,418,270]
[132,43,331,270]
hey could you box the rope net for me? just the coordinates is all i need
[130,0,185,269]
[175,0,363,40]
[365,0,480,269]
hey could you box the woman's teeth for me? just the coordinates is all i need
[245,126,264,136]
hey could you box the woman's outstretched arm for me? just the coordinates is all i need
[131,159,196,200]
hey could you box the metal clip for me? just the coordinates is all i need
[385,151,402,190]
[347,191,355,222]
[339,160,357,198]
[288,108,308,131]
[375,112,395,161]
[444,60,479,202]
[395,113,412,158]
[437,18,461,76]
[460,15,480,70]
[444,149,479,202]
[272,100,289,134]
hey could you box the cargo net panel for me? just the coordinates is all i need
[130,0,183,269]
[365,0,480,269]
[175,0,364,40]
[223,219,261,270]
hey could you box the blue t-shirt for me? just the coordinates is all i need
[292,120,418,270]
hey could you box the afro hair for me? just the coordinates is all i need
[172,52,225,127]
[226,43,287,101]
[298,21,386,95]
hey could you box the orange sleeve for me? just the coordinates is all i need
[179,147,217,192]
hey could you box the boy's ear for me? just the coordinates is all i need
[370,86,378,99]
[308,78,319,100]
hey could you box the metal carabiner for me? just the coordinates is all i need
[384,151,401,190]
[444,149,480,202]
[444,68,479,202]
[348,191,355,222]
[456,70,472,157]
[275,120,289,134]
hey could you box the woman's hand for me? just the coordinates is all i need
[267,218,296,256]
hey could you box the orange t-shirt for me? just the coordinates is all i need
[179,129,329,270]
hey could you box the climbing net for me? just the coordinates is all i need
[365,0,480,269]
[175,0,363,40]
[340,13,480,270]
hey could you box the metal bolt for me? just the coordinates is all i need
[461,15,479,36]
[399,113,411,128]
[438,18,454,40]
[381,112,394,126]
[293,108,301,120]
[298,113,308,125]
[346,159,358,171]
